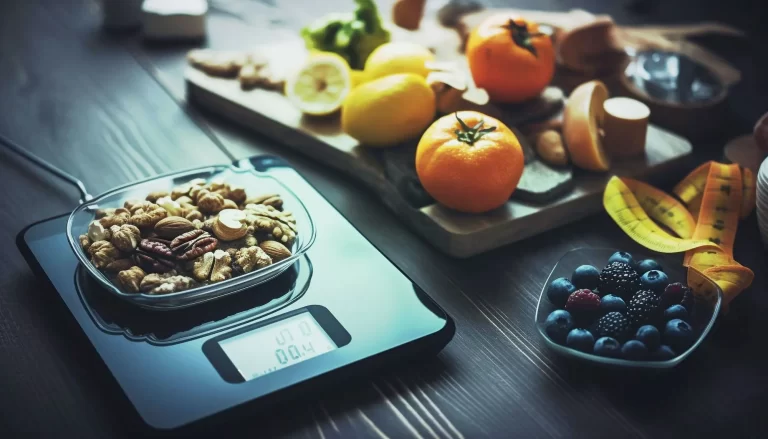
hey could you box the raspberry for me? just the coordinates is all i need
[661,282,695,311]
[565,289,601,326]
[565,289,601,312]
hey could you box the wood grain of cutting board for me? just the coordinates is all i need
[185,21,693,257]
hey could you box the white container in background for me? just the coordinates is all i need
[756,156,768,246]
[141,0,208,41]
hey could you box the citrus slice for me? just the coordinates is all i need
[563,80,610,172]
[285,53,351,116]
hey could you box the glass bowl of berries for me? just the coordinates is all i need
[535,248,722,368]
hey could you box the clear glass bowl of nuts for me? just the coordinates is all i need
[66,164,316,310]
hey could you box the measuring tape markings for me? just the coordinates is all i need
[683,163,753,306]
[605,162,754,308]
[674,161,756,221]
[621,177,696,239]
[740,167,756,219]
[603,177,722,253]
[673,160,712,221]
[684,163,742,263]
[686,265,722,307]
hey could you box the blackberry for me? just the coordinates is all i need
[681,288,695,311]
[598,262,640,299]
[660,282,695,311]
[595,311,630,341]
[627,290,661,328]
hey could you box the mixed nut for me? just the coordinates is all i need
[78,178,298,295]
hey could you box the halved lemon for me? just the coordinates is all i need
[285,53,351,116]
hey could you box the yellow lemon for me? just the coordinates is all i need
[285,52,351,116]
[364,42,435,80]
[342,73,436,147]
[350,69,369,88]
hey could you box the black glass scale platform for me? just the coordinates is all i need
[17,156,454,431]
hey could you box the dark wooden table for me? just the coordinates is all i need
[2,0,767,437]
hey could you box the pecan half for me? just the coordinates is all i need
[170,229,218,260]
[139,238,174,258]
[132,250,176,273]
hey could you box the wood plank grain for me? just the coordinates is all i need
[0,0,229,436]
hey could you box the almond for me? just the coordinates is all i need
[259,240,291,262]
[154,216,195,238]
[146,190,169,203]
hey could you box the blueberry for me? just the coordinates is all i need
[650,345,677,361]
[663,305,688,322]
[634,325,661,351]
[547,277,577,307]
[544,310,575,344]
[566,328,595,353]
[608,251,635,267]
[571,265,600,290]
[593,337,621,357]
[640,270,669,293]
[636,259,662,275]
[621,340,648,360]
[664,319,695,352]
[600,294,626,313]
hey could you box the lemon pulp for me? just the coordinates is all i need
[286,53,351,116]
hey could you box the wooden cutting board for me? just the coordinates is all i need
[185,22,692,258]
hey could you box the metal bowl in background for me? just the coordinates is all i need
[625,50,725,105]
[618,49,730,141]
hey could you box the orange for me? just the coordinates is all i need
[562,80,610,172]
[415,111,524,213]
[466,15,555,103]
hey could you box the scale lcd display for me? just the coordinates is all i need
[218,311,337,381]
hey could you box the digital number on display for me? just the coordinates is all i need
[219,312,337,381]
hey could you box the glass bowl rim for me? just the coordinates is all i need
[535,247,723,369]
[65,163,317,304]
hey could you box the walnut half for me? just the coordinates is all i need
[88,241,121,269]
[192,252,214,282]
[128,201,168,228]
[140,272,196,295]
[210,249,232,283]
[234,246,272,274]
[117,266,146,293]
[99,208,130,228]
[110,224,141,252]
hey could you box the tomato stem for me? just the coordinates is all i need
[499,19,546,58]
[454,113,496,145]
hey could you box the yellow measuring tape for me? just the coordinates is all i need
[603,161,756,308]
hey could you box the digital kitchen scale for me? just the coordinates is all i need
[16,155,455,431]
